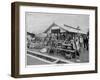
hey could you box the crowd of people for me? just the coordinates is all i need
[27,31,89,61]
[70,34,89,58]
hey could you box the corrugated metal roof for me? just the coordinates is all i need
[44,22,86,34]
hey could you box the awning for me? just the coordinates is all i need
[36,33,47,38]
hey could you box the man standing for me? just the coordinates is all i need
[79,35,83,48]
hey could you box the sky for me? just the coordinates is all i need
[25,12,89,34]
